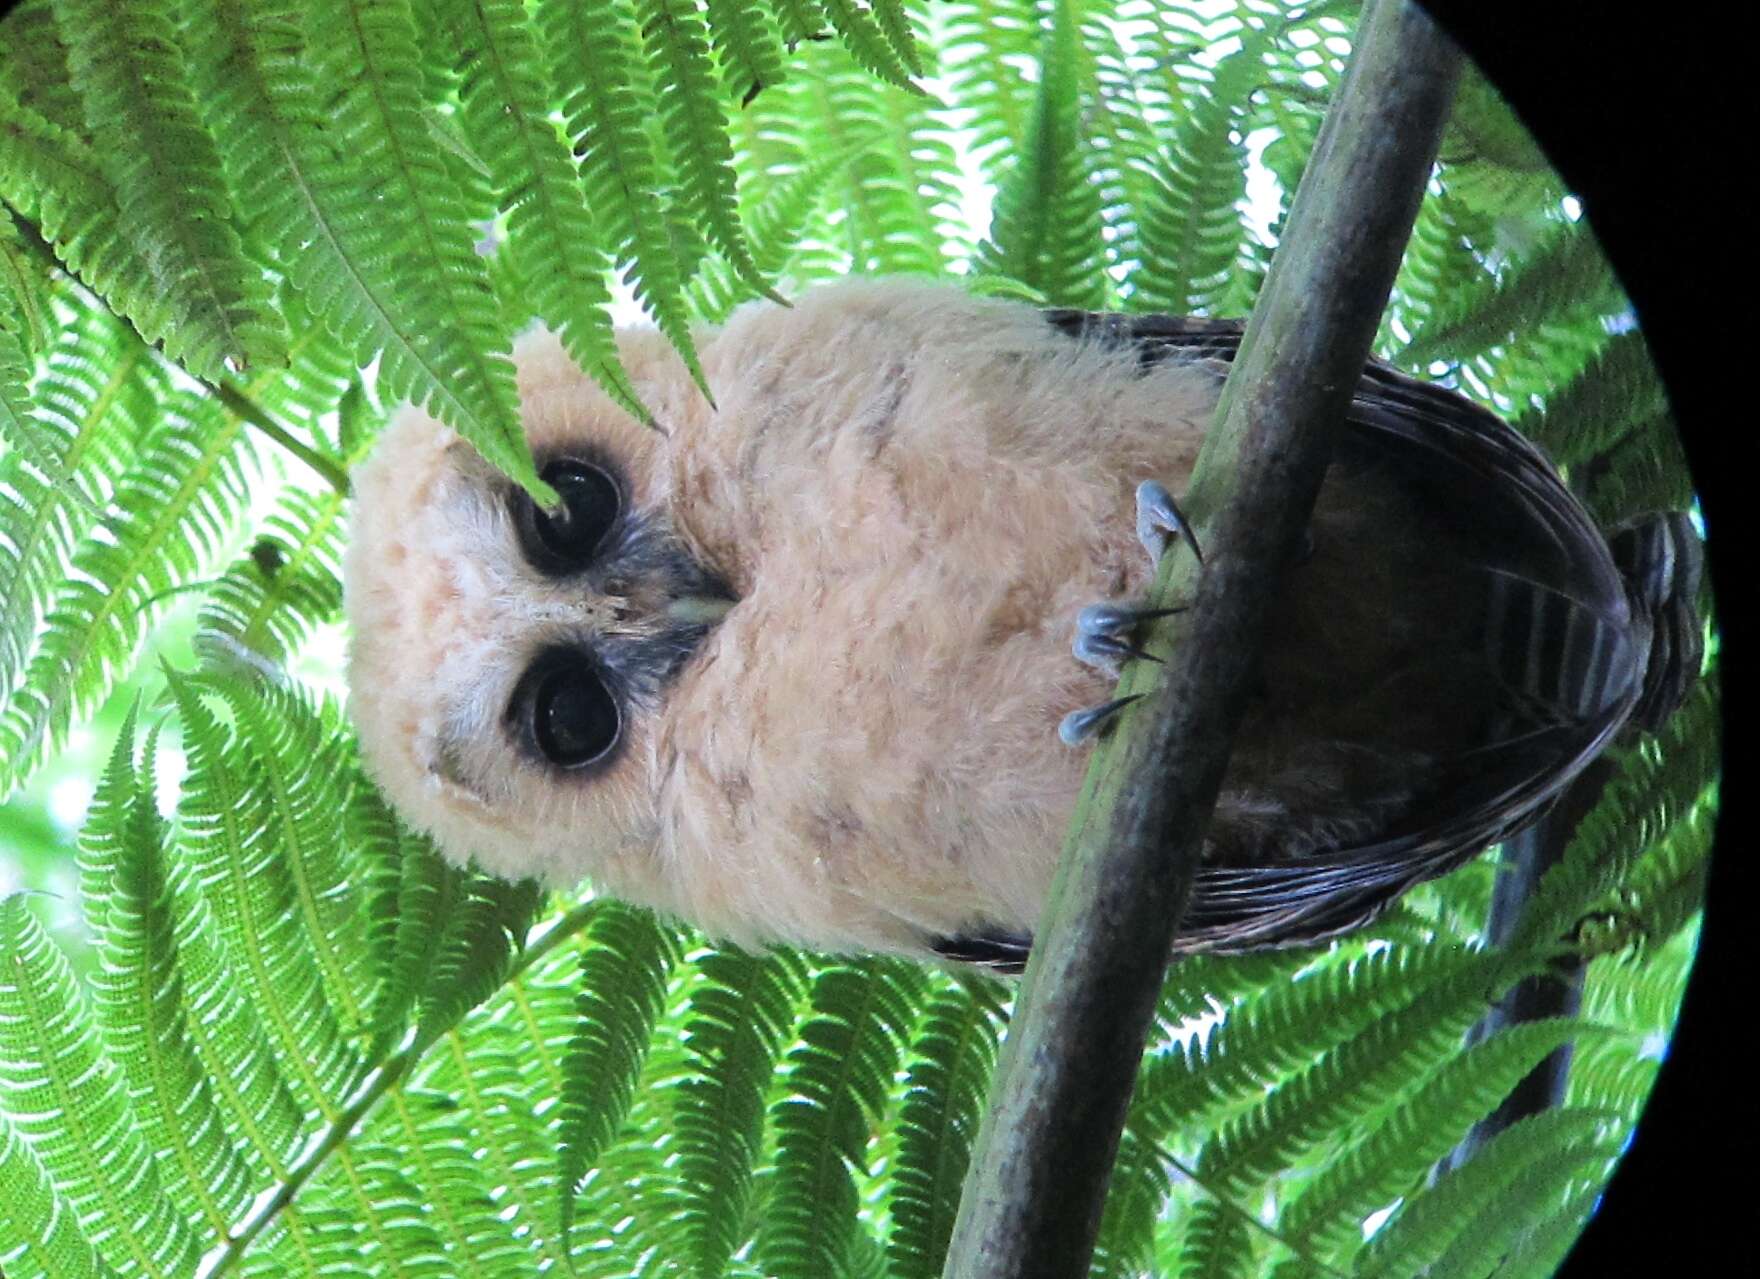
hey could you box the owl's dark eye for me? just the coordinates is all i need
[515,459,621,573]
[524,658,621,768]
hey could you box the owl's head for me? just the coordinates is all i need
[343,329,733,886]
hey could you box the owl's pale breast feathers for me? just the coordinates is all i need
[346,282,1214,954]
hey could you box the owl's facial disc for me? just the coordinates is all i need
[501,450,736,777]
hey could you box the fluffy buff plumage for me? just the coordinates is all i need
[346,281,1213,957]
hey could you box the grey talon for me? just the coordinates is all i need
[1072,600,1183,672]
[1136,480,1204,566]
[1077,602,1184,636]
[1058,695,1145,746]
[1074,632,1160,670]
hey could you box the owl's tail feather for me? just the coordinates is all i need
[1606,510,1704,734]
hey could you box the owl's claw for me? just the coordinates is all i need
[1060,483,1197,748]
[1059,695,1145,746]
[1071,602,1183,675]
[1137,480,1203,567]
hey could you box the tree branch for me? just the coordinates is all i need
[942,4,1462,1275]
[1433,729,1613,1182]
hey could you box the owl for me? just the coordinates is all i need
[343,280,1701,974]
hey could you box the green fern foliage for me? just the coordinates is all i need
[0,2,1717,1276]
[973,0,1109,307]
[51,0,287,380]
[759,959,925,1279]
[885,979,1008,1278]
[437,0,645,423]
[557,900,680,1232]
[669,947,809,1277]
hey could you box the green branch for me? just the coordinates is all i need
[942,3,1463,1275]
[208,380,352,498]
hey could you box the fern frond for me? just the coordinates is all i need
[817,0,920,91]
[542,0,709,396]
[557,902,681,1234]
[1171,1197,1256,1279]
[143,676,313,1183]
[1128,28,1269,315]
[72,698,141,949]
[703,0,788,102]
[412,872,546,1045]
[288,0,533,490]
[1358,1107,1616,1279]
[435,0,647,425]
[1489,1180,1603,1279]
[0,209,49,348]
[344,778,413,1038]
[0,216,48,465]
[1518,329,1666,467]
[1510,676,1719,957]
[764,0,827,50]
[1381,185,1495,356]
[669,947,809,1279]
[197,487,347,669]
[216,679,372,1035]
[168,674,366,1119]
[884,980,1008,1279]
[801,53,958,276]
[1152,945,1323,1043]
[49,0,284,378]
[1398,220,1618,370]
[973,0,1108,308]
[418,976,580,1269]
[376,831,469,1042]
[1089,1120,1171,1279]
[0,896,204,1275]
[375,1087,533,1275]
[1139,943,1484,1137]
[936,0,1039,177]
[639,0,777,303]
[1438,67,1561,220]
[1599,796,1715,955]
[0,383,258,794]
[1197,951,1526,1198]
[1419,1134,1610,1279]
[0,300,154,695]
[0,1112,108,1279]
[0,0,84,137]
[1280,1018,1588,1260]
[1576,411,1697,527]
[758,959,925,1279]
[174,0,534,492]
[0,97,145,347]
[82,719,260,1237]
[317,1143,454,1271]
[683,140,858,321]
[0,337,41,476]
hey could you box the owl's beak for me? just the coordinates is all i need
[664,593,737,626]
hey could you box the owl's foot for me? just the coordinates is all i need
[1058,605,1173,745]
[1070,602,1183,676]
[1059,482,1201,747]
[1058,694,1145,746]
[1137,480,1203,567]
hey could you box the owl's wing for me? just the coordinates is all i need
[1031,308,1696,955]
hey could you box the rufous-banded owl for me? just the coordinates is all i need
[343,280,1701,973]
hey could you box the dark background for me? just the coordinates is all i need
[1422,1,1744,1272]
